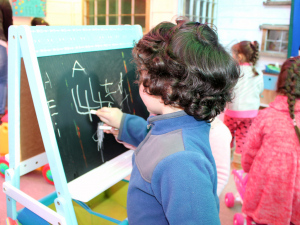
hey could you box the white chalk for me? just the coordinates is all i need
[98,126,118,130]
[90,110,97,115]
[98,125,112,130]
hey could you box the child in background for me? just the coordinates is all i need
[0,0,12,123]
[31,17,49,26]
[241,56,300,225]
[96,19,240,224]
[209,117,232,196]
[224,41,264,168]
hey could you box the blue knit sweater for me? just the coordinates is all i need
[118,111,220,225]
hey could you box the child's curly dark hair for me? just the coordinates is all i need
[132,19,240,121]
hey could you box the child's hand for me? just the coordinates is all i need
[102,123,136,150]
[96,107,123,129]
[102,123,119,136]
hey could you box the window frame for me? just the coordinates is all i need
[263,0,291,6]
[260,24,289,58]
[82,0,150,33]
[178,0,218,25]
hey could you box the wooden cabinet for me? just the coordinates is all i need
[260,89,277,107]
[260,71,278,107]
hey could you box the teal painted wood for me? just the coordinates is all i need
[29,25,143,57]
[6,25,22,220]
[18,25,78,225]
[263,75,278,91]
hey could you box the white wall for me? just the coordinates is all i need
[12,0,82,26]
[216,0,291,70]
[150,0,178,29]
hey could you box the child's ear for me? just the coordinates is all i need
[238,54,244,63]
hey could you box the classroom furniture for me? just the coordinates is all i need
[3,25,147,225]
[260,71,278,107]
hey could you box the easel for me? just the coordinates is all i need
[3,25,143,225]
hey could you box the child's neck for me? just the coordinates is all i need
[161,105,183,115]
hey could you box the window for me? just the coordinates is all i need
[260,24,289,58]
[83,0,149,32]
[178,0,218,25]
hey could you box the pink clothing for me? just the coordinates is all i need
[239,62,251,66]
[242,95,300,225]
[225,109,258,118]
[224,116,253,153]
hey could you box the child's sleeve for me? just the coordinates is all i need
[242,111,265,172]
[151,152,220,224]
[117,113,148,147]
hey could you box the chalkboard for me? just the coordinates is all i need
[37,48,148,183]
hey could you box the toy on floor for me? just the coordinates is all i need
[42,164,54,185]
[0,111,9,178]
[0,156,9,178]
[0,110,8,155]
[5,217,18,225]
[224,169,248,225]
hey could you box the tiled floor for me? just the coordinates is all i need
[0,165,242,225]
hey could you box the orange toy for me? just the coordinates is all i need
[0,122,8,156]
[0,111,8,156]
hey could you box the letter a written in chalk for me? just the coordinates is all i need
[72,60,87,77]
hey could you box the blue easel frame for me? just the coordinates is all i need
[4,25,143,225]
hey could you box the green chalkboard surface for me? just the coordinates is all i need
[37,48,148,183]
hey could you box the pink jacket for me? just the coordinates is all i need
[242,95,300,225]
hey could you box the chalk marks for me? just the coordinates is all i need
[71,62,129,121]
[92,122,105,163]
[71,78,114,122]
[122,51,128,73]
[100,79,116,101]
[74,120,88,167]
[120,89,130,111]
[127,77,134,114]
[44,53,133,166]
[72,60,87,77]
[45,72,52,89]
[47,99,61,137]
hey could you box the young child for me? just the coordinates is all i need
[224,41,264,168]
[96,20,240,224]
[105,116,232,197]
[241,56,300,225]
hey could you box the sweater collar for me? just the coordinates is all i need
[148,110,187,124]
[269,95,300,112]
[147,110,210,134]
